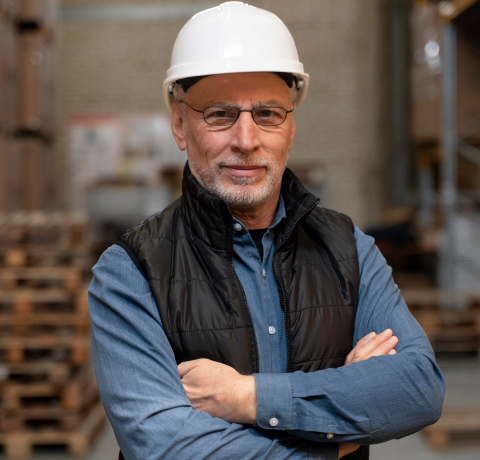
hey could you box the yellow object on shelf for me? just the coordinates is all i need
[438,0,479,21]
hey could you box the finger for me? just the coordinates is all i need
[178,360,202,378]
[345,332,377,365]
[366,336,398,358]
[347,332,375,357]
[388,349,397,355]
[355,332,376,348]
[355,329,393,357]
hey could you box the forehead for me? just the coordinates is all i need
[186,72,292,106]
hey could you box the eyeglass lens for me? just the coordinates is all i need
[203,107,288,126]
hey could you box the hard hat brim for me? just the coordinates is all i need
[163,68,309,112]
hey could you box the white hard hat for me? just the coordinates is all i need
[163,1,309,111]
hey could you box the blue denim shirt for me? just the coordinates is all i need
[89,199,445,460]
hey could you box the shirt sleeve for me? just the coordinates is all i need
[89,245,339,460]
[254,227,445,444]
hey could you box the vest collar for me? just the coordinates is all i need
[181,162,320,253]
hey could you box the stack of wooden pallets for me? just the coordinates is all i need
[422,407,480,449]
[403,289,480,355]
[0,212,105,459]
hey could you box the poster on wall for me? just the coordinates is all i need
[68,113,186,212]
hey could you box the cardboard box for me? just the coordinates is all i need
[0,134,22,211]
[0,1,19,18]
[17,0,57,28]
[0,16,18,133]
[17,137,56,210]
[16,30,56,136]
[410,4,480,144]
[0,136,55,211]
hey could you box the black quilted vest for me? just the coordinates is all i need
[117,163,369,460]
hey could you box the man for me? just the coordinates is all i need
[89,3,445,460]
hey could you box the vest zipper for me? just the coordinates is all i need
[226,217,260,374]
[271,199,320,373]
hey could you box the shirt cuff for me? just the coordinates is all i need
[254,373,293,430]
[309,443,338,460]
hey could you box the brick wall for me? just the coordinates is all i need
[57,0,389,228]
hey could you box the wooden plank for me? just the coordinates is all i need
[0,400,106,459]
[0,246,92,269]
[0,361,71,384]
[1,363,95,412]
[0,334,90,365]
[0,311,90,336]
[402,289,480,307]
[0,212,90,247]
[0,266,82,290]
[423,407,480,448]
[0,391,99,432]
[0,288,71,303]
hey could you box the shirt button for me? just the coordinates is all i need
[326,433,334,439]
[234,223,242,231]
[269,326,276,335]
[262,268,266,277]
[269,417,279,427]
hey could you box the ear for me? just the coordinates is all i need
[287,118,296,153]
[171,102,187,151]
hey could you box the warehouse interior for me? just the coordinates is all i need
[1,0,480,458]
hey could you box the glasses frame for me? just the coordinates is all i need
[180,101,294,127]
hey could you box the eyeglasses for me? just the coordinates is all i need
[180,102,294,127]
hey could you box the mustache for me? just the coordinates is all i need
[214,157,271,169]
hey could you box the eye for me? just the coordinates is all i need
[204,107,238,125]
[253,107,286,125]
[257,109,275,118]
[211,110,236,119]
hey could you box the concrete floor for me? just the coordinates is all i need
[1,358,479,460]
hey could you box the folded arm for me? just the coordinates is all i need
[252,228,445,444]
[89,246,340,460]
[180,228,445,444]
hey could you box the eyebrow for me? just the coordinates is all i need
[201,99,286,107]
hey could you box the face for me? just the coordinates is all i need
[171,72,296,209]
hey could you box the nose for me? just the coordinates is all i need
[230,111,261,154]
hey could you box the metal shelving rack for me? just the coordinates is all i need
[437,0,480,290]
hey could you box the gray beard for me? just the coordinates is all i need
[188,154,285,209]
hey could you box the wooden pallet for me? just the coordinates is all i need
[0,267,83,291]
[0,388,99,432]
[0,311,90,336]
[0,286,88,314]
[0,245,92,270]
[0,212,89,247]
[0,334,90,365]
[1,363,96,412]
[412,310,480,338]
[422,407,480,448]
[402,289,480,310]
[0,399,106,458]
[0,362,72,385]
[403,289,480,353]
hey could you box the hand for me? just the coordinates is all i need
[339,443,360,459]
[344,329,398,366]
[178,358,257,424]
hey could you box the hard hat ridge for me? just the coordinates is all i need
[176,72,297,94]
[163,1,309,111]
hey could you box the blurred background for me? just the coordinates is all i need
[0,0,479,458]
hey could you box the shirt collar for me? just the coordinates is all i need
[232,194,286,237]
